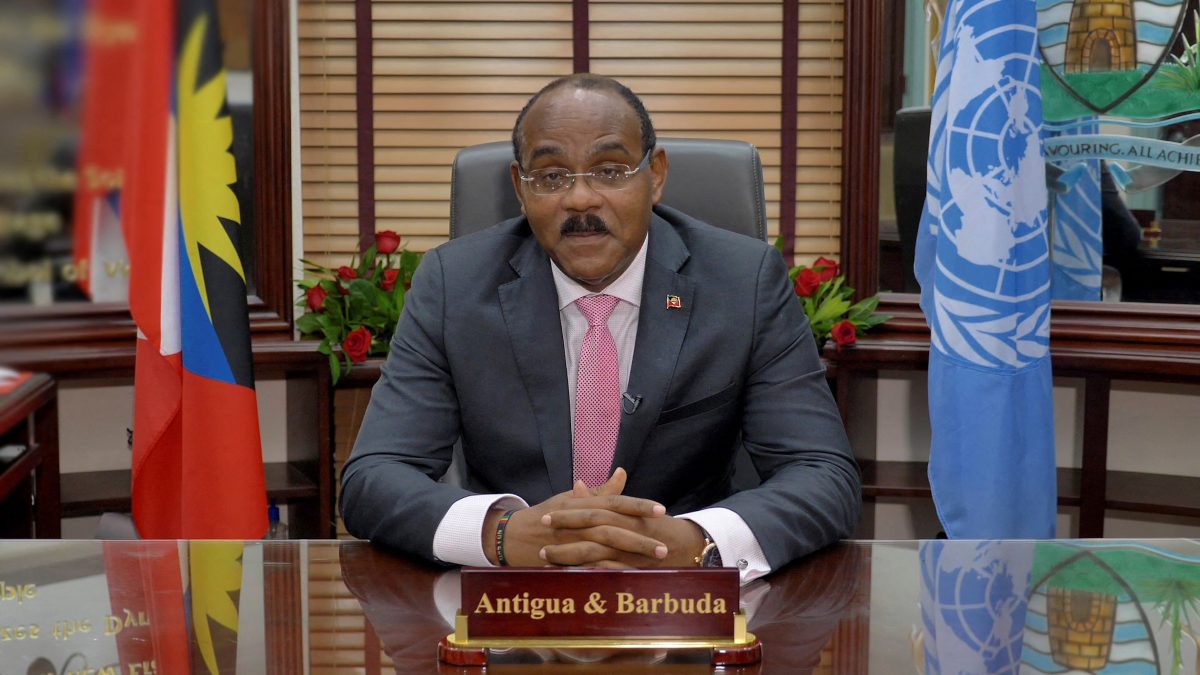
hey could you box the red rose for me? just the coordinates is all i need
[375,230,401,254]
[831,320,857,350]
[337,266,358,281]
[305,285,328,312]
[813,256,839,282]
[794,268,820,297]
[380,268,399,292]
[342,327,372,363]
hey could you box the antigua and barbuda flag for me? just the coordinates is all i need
[124,0,267,539]
[188,541,248,674]
[914,0,1057,539]
[73,0,135,301]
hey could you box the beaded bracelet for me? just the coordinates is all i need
[495,509,517,566]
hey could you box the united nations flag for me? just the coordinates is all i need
[915,0,1057,539]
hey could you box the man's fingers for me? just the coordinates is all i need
[572,479,591,498]
[540,538,663,567]
[544,521,667,557]
[596,493,666,517]
[596,467,628,496]
[572,524,666,559]
[543,508,642,531]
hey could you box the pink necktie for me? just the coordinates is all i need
[573,294,621,488]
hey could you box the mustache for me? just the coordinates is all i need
[560,214,609,235]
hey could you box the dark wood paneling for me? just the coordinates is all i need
[1079,377,1111,537]
[252,0,294,330]
[779,0,798,257]
[572,0,589,73]
[355,0,376,251]
[60,461,319,517]
[840,0,881,299]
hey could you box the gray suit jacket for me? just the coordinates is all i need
[340,206,861,569]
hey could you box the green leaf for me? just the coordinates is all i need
[372,289,391,314]
[772,235,785,254]
[299,258,333,274]
[359,245,378,278]
[346,279,377,317]
[847,295,880,321]
[401,250,421,280]
[296,312,323,335]
[328,352,341,386]
[809,296,851,325]
[856,314,891,330]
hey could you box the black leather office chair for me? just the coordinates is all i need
[449,138,768,242]
[893,107,931,294]
[447,137,769,491]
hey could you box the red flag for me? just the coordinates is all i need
[73,0,137,300]
[126,0,267,539]
[102,542,191,673]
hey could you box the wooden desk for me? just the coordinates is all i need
[0,372,59,537]
[1,539,1198,673]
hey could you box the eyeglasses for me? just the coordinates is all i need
[518,150,651,195]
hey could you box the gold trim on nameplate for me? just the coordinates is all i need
[446,612,757,650]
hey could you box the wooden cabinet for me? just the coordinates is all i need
[828,337,1200,537]
[2,342,335,538]
[0,373,60,538]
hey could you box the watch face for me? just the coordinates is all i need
[702,543,722,568]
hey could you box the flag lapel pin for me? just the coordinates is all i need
[666,294,682,309]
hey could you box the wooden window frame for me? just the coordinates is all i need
[840,0,1200,354]
[0,0,293,365]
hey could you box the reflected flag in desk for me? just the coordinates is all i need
[124,0,267,539]
[189,541,246,675]
[914,0,1056,538]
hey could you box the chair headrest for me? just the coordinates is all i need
[450,138,767,241]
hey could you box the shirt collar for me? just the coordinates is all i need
[550,233,648,310]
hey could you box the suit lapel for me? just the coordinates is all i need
[498,234,573,494]
[612,215,693,475]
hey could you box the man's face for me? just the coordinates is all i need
[510,87,667,291]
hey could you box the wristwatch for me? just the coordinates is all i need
[695,529,723,568]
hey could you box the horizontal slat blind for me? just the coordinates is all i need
[298,0,359,270]
[795,0,842,261]
[363,1,573,259]
[590,1,785,240]
[307,547,367,673]
[299,0,846,266]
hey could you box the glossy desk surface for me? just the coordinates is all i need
[1,539,1198,673]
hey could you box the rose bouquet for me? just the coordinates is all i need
[782,247,889,351]
[296,230,422,383]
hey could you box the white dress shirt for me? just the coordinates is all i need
[431,235,771,582]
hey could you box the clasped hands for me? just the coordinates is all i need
[482,468,705,569]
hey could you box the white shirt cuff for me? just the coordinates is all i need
[678,507,772,584]
[432,494,528,567]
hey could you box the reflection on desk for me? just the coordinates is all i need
[0,539,1197,673]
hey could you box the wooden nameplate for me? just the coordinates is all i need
[438,567,761,667]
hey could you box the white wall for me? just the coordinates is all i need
[856,371,1200,539]
[57,378,292,538]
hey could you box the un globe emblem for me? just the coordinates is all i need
[939,22,1049,302]
[925,12,1052,369]
[921,541,1032,675]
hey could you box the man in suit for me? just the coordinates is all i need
[340,74,860,581]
